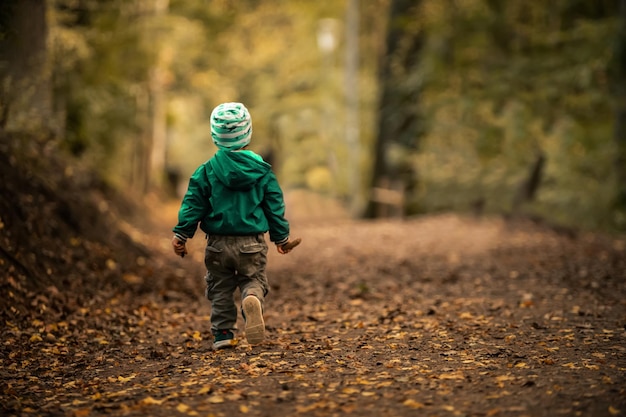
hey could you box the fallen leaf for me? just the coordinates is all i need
[208,395,224,404]
[197,385,213,395]
[140,397,166,406]
[73,409,91,417]
[439,371,464,380]
[117,374,136,382]
[403,399,424,409]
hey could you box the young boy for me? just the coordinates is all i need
[171,102,296,350]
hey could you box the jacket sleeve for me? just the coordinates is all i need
[172,166,211,239]
[261,171,290,244]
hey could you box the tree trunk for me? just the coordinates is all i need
[363,0,422,218]
[0,0,52,133]
[133,86,151,194]
[344,0,360,214]
[147,0,170,192]
[615,0,626,215]
[149,65,167,191]
[512,152,546,213]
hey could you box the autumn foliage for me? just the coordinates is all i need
[2,136,626,417]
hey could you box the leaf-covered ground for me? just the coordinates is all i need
[1,140,625,416]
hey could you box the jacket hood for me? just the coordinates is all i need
[209,150,271,190]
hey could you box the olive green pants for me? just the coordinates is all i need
[204,234,269,332]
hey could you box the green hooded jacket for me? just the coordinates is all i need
[173,150,289,244]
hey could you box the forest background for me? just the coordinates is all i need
[1,0,625,232]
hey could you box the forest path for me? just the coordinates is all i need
[3,192,626,417]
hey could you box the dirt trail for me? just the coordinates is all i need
[2,192,626,417]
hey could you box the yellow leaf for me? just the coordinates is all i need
[403,399,424,409]
[192,331,202,341]
[342,387,360,395]
[118,374,136,382]
[197,385,212,395]
[176,404,189,413]
[208,395,224,404]
[240,405,250,414]
[106,259,117,270]
[609,406,620,415]
[439,371,464,380]
[122,273,143,284]
[30,334,42,342]
[140,396,165,405]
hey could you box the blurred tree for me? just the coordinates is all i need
[4,0,618,230]
[0,0,52,133]
[50,0,226,194]
[43,0,384,202]
[414,0,620,229]
[611,0,626,226]
[345,0,360,212]
[147,0,170,192]
[364,0,423,218]
[51,0,156,191]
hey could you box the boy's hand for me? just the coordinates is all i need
[172,236,188,258]
[277,238,301,254]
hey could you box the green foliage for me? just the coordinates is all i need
[411,0,622,230]
[47,0,387,197]
[52,2,151,158]
[43,0,623,230]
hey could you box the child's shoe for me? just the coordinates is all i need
[213,329,236,350]
[242,296,265,345]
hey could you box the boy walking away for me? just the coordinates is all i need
[171,102,299,350]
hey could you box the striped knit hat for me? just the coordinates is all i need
[210,102,252,150]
